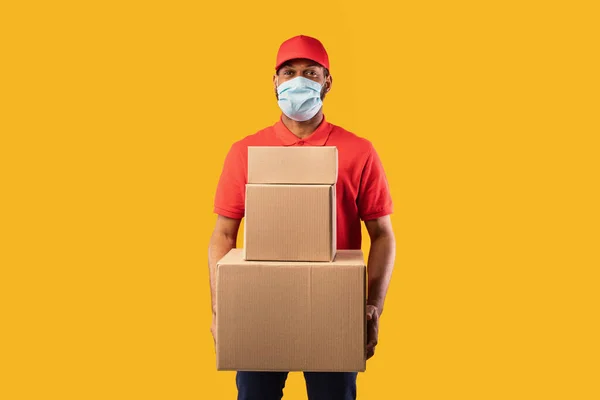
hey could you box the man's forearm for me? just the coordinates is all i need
[366,233,396,316]
[208,232,236,316]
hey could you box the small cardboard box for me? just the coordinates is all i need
[244,184,336,262]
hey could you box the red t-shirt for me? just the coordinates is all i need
[213,115,393,250]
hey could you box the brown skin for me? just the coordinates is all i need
[208,215,241,348]
[208,61,396,359]
[364,215,396,359]
[273,58,332,139]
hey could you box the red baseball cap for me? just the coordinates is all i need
[275,35,330,71]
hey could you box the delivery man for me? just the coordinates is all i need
[208,35,396,400]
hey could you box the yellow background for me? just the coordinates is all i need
[1,0,599,399]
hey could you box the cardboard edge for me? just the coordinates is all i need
[247,147,253,184]
[330,184,337,261]
[243,184,249,260]
[332,146,339,184]
[362,264,367,371]
[217,366,364,373]
[215,258,223,370]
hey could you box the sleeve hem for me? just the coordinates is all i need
[360,208,393,221]
[213,206,244,219]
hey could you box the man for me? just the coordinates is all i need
[208,35,396,400]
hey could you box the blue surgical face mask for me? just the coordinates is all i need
[276,76,324,122]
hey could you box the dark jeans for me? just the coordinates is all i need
[236,371,358,400]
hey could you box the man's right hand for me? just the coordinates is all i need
[208,216,241,354]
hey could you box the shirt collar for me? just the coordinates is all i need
[273,114,333,146]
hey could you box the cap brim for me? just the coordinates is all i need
[275,55,326,71]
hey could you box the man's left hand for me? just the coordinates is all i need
[210,315,217,352]
[366,305,379,359]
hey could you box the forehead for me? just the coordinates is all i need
[280,58,323,69]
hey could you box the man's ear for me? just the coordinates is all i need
[325,74,333,92]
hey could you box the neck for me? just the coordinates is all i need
[281,111,324,139]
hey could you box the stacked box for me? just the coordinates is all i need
[244,146,338,262]
[216,146,367,372]
[216,249,366,372]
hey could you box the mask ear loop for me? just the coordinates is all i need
[275,76,281,94]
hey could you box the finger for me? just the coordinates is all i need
[371,308,378,323]
[366,347,375,360]
[367,322,377,346]
[367,340,377,352]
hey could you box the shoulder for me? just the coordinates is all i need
[227,125,275,154]
[329,123,375,151]
[328,123,376,168]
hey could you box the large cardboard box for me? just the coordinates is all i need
[216,248,366,372]
[248,146,338,184]
[244,184,336,262]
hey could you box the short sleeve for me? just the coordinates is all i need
[357,144,393,221]
[213,142,246,219]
